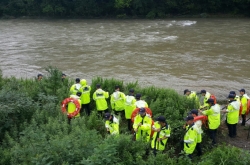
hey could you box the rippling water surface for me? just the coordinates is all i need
[0,19,250,99]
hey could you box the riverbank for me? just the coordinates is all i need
[0,67,249,164]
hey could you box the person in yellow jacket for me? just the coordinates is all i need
[151,116,171,156]
[184,89,200,108]
[229,91,240,103]
[189,109,203,156]
[104,112,119,135]
[69,78,81,95]
[221,94,240,138]
[67,92,82,124]
[239,89,250,126]
[79,79,91,116]
[124,89,136,131]
[110,85,126,116]
[135,93,148,108]
[183,115,198,159]
[199,98,220,145]
[133,108,152,142]
[200,90,211,109]
[93,84,109,116]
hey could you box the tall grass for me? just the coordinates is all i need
[0,67,249,165]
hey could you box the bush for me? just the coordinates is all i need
[198,144,250,165]
[0,67,249,165]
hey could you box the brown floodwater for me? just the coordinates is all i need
[0,18,249,99]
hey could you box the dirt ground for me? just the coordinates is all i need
[217,114,250,151]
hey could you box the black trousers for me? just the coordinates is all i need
[227,123,237,137]
[241,114,246,126]
[80,103,91,116]
[127,119,132,131]
[209,129,217,145]
[195,142,202,156]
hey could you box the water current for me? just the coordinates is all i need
[0,18,249,99]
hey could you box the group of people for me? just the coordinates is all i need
[183,88,250,158]
[65,77,249,157]
[68,78,148,130]
[36,73,67,81]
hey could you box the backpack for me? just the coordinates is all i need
[210,94,217,104]
[247,99,250,115]
[239,98,250,115]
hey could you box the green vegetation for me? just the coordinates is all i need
[0,67,250,164]
[0,0,249,18]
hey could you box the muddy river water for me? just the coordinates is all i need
[0,18,249,99]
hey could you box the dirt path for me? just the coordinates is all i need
[218,115,250,151]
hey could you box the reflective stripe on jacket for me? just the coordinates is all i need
[93,89,109,111]
[151,121,171,151]
[133,115,152,142]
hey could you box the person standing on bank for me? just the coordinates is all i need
[133,108,152,142]
[221,94,240,138]
[79,79,91,116]
[93,84,109,116]
[69,78,81,95]
[61,73,66,81]
[151,116,171,156]
[124,89,136,131]
[239,89,250,126]
[200,89,211,109]
[104,112,119,135]
[135,93,148,108]
[110,85,126,116]
[186,109,203,156]
[199,99,220,145]
[184,89,200,108]
[229,91,240,103]
[183,116,198,159]
[68,92,82,124]
[37,74,43,81]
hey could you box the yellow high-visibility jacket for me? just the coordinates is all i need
[133,115,152,142]
[151,121,171,151]
[93,89,109,111]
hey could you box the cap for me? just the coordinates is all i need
[206,98,214,103]
[239,89,245,93]
[76,91,82,97]
[190,109,198,116]
[185,116,194,121]
[75,78,80,82]
[229,91,236,95]
[200,90,206,94]
[227,94,235,99]
[37,74,43,77]
[135,93,141,99]
[184,89,191,95]
[129,89,134,93]
[157,116,166,123]
[96,84,101,88]
[62,73,66,76]
[104,113,111,120]
[139,107,146,114]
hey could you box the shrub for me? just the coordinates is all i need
[0,67,249,165]
[198,144,250,165]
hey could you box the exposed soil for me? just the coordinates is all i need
[217,114,250,151]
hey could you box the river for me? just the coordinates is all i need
[0,18,249,99]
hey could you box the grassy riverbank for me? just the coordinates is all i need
[0,67,249,164]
